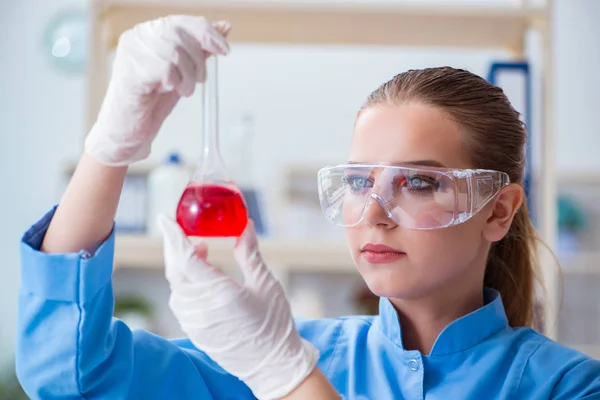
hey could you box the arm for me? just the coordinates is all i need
[41,153,126,253]
[281,368,340,400]
[17,208,254,399]
[16,15,239,399]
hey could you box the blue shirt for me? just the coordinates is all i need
[16,207,600,399]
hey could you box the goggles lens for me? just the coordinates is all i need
[317,163,510,230]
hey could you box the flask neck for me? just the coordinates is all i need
[197,55,228,182]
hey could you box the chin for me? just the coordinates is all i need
[358,263,429,300]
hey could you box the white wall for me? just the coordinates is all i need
[0,0,598,366]
[0,0,86,366]
[554,0,600,171]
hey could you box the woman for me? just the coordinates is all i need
[16,15,600,400]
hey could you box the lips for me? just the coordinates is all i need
[361,243,403,253]
[360,243,406,264]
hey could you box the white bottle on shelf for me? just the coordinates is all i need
[146,152,191,237]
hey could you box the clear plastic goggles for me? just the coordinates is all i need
[317,163,510,230]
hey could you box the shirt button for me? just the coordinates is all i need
[408,359,420,371]
[80,250,92,259]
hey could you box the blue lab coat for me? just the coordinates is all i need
[16,207,600,399]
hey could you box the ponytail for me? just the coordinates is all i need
[484,201,543,330]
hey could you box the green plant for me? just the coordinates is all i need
[114,294,153,318]
[0,365,27,400]
[557,195,590,233]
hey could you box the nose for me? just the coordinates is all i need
[362,193,398,229]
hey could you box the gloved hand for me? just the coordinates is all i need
[158,215,320,400]
[85,15,231,166]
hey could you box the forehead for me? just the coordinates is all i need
[350,103,472,169]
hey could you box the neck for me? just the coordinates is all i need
[389,284,484,355]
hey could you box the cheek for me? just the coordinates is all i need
[345,226,361,251]
[412,227,479,269]
[345,221,486,299]
[414,218,490,286]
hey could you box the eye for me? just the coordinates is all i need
[398,174,440,193]
[408,176,434,189]
[342,175,373,192]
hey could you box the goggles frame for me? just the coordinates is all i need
[317,162,511,230]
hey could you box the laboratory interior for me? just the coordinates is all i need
[1,0,599,397]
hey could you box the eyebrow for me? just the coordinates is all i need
[405,160,446,168]
[347,160,447,168]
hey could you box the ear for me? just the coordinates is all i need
[482,184,524,242]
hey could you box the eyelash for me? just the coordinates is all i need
[342,175,372,192]
[342,175,440,194]
[398,176,439,193]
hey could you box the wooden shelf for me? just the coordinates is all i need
[114,234,356,272]
[99,1,545,52]
[113,233,600,276]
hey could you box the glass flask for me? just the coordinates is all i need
[175,55,249,237]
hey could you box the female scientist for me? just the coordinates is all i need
[16,15,600,400]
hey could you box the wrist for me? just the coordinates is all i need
[243,338,320,400]
[279,367,340,400]
[84,124,152,167]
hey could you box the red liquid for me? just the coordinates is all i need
[176,184,248,237]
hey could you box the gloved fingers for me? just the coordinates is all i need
[172,46,197,97]
[160,60,182,93]
[171,15,230,56]
[213,20,232,37]
[203,20,232,68]
[158,214,229,285]
[194,241,208,261]
[175,27,208,83]
[118,24,180,93]
[234,219,278,291]
[169,282,248,321]
[167,251,243,299]
[158,214,194,262]
[152,15,228,89]
[199,26,230,55]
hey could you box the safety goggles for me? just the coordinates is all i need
[317,163,510,230]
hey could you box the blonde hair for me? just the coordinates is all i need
[360,67,543,329]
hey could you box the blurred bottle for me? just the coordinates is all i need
[147,152,191,236]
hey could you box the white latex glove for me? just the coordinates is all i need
[85,15,231,166]
[158,215,320,400]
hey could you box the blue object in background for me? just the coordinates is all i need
[487,62,534,225]
[241,187,267,236]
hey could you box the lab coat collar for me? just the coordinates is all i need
[377,288,509,356]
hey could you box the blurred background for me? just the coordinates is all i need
[1,0,599,395]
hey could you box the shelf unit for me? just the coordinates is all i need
[114,235,600,274]
[114,234,355,272]
[87,0,560,339]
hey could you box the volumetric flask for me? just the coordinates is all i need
[176,55,249,237]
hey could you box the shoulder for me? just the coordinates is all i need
[521,329,599,371]
[293,315,377,372]
[512,328,600,398]
[131,330,255,397]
